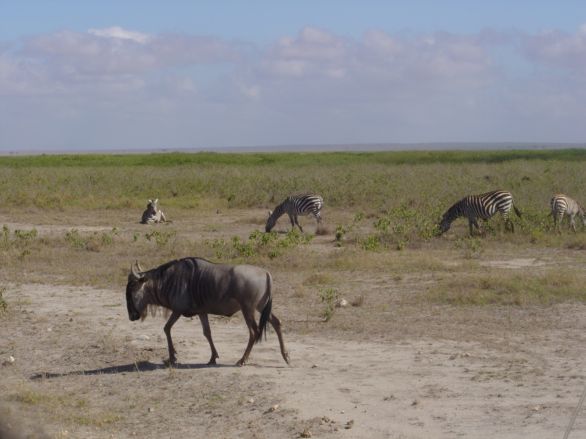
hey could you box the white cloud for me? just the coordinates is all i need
[2,24,586,150]
[88,26,150,44]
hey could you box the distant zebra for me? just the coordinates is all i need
[266,194,323,233]
[550,194,585,232]
[141,199,168,224]
[438,190,521,235]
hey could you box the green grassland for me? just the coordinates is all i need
[2,149,586,310]
[1,149,585,212]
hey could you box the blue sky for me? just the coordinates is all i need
[1,1,586,151]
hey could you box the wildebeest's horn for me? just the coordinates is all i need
[131,262,144,279]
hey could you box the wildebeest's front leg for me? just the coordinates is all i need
[237,309,260,366]
[270,313,290,364]
[199,313,219,365]
[163,311,181,366]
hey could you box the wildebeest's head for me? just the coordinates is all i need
[265,210,276,232]
[126,262,148,321]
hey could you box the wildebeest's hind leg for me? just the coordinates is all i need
[270,314,290,364]
[199,313,219,365]
[163,311,181,366]
[236,309,259,366]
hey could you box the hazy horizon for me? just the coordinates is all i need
[2,1,586,152]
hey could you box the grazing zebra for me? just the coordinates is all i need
[550,194,585,232]
[141,199,168,224]
[438,189,521,235]
[266,194,323,233]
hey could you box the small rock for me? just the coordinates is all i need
[8,355,15,363]
[411,400,419,406]
[335,298,348,308]
[148,407,154,413]
[311,364,318,368]
[137,335,150,341]
[47,327,52,332]
[247,398,255,404]
[300,429,312,438]
[266,404,279,413]
[345,419,354,429]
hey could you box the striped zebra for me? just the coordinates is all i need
[550,194,585,232]
[438,189,521,235]
[266,194,323,233]
[141,199,168,224]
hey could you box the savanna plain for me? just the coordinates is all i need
[1,150,586,439]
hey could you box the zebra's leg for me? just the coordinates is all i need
[287,213,296,231]
[468,218,475,235]
[294,214,304,232]
[502,213,514,232]
[555,213,563,233]
[314,212,322,229]
[468,217,481,235]
[570,214,577,232]
[199,313,219,365]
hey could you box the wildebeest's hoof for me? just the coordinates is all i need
[164,358,177,367]
[236,359,246,367]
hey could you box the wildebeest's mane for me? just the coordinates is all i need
[144,257,219,310]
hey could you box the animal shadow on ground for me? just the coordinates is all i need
[30,361,234,380]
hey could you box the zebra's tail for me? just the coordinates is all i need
[513,205,522,218]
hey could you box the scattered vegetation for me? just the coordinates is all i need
[319,287,340,322]
[427,269,586,305]
[0,286,7,314]
[206,229,312,260]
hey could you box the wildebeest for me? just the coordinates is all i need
[141,199,168,224]
[125,257,290,366]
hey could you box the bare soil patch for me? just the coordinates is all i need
[1,209,586,438]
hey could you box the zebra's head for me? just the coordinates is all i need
[265,210,276,232]
[438,214,452,235]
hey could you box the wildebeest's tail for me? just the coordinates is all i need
[256,272,272,344]
[513,204,522,218]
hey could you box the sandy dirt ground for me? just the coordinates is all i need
[1,211,586,438]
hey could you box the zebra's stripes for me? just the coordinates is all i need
[141,199,168,224]
[266,194,324,232]
[551,194,585,232]
[438,189,521,235]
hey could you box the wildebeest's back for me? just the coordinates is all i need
[159,258,268,317]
